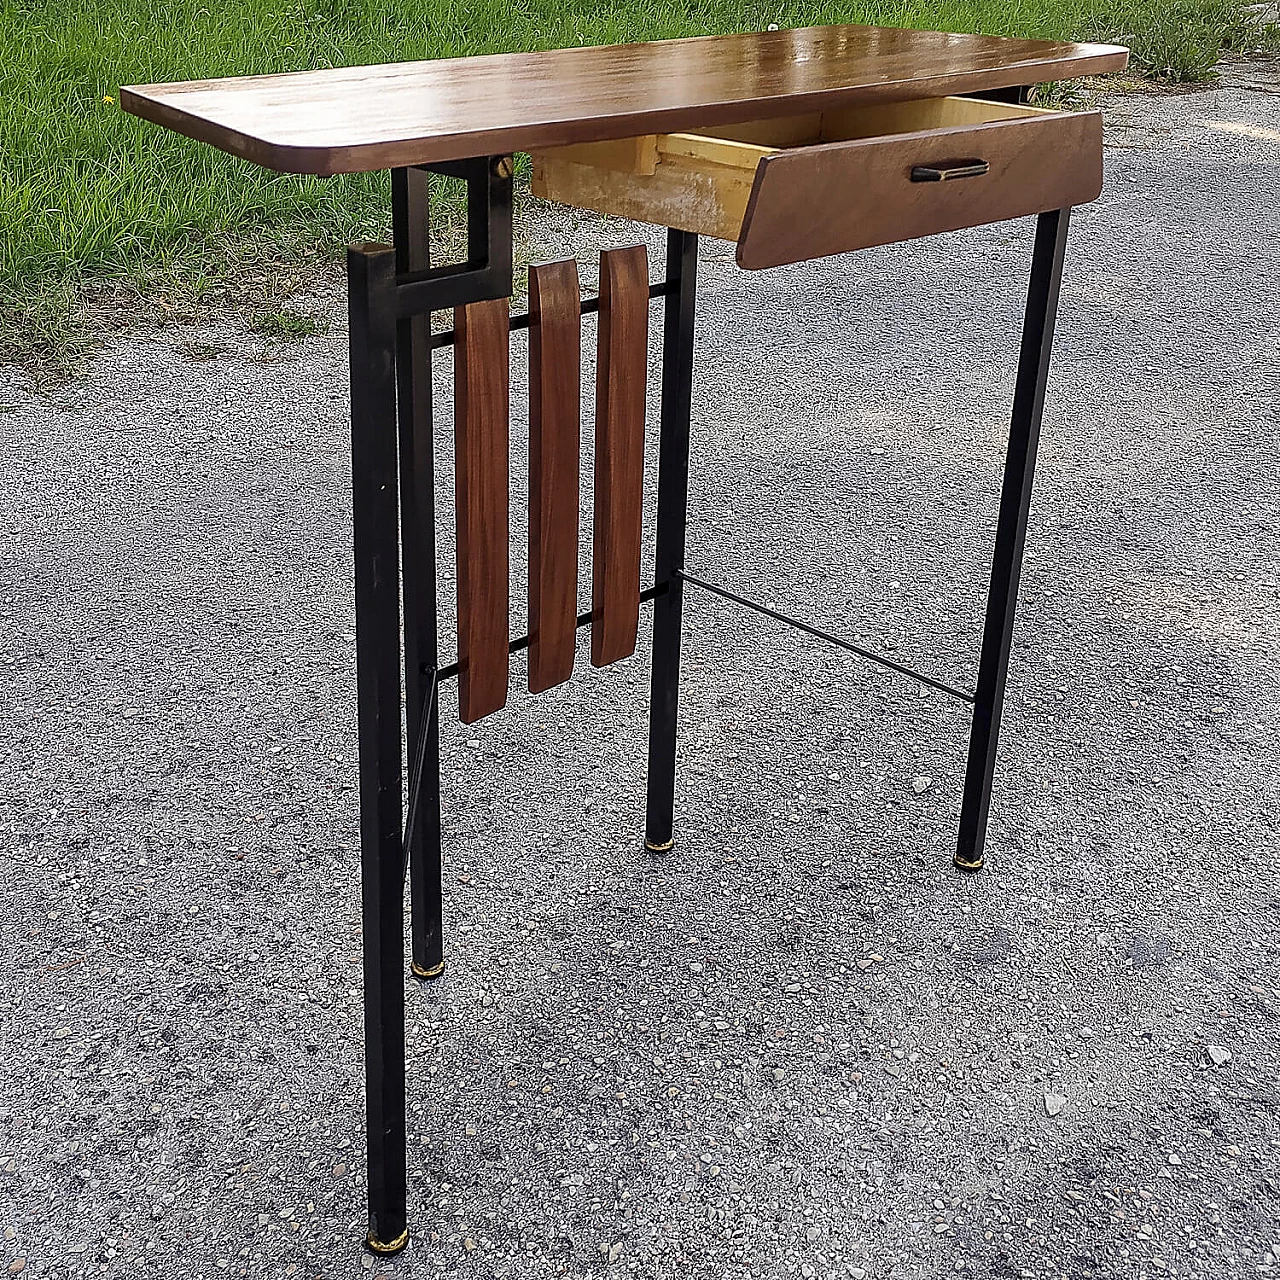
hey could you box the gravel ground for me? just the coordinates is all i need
[2,65,1279,1280]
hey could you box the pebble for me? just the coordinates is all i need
[8,1263,25,1276]
[1206,1045,1232,1066]
[1044,1094,1067,1117]
[910,775,932,795]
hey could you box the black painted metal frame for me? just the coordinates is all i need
[347,152,1072,1250]
[350,155,516,1256]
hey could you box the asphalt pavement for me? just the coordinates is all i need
[1,63,1278,1280]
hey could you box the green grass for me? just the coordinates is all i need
[1079,0,1277,79]
[249,307,329,338]
[1,0,1276,368]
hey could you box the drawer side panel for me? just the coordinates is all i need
[531,152,758,240]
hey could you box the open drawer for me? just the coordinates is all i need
[530,96,1102,269]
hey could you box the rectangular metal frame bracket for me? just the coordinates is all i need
[394,155,513,317]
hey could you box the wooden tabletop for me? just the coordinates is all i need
[121,26,1127,176]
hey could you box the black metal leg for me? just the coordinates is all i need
[392,168,445,980]
[955,207,1072,872]
[644,229,699,853]
[349,242,410,1253]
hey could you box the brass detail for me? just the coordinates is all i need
[493,154,514,180]
[644,837,675,853]
[366,1227,410,1255]
[953,853,984,873]
[411,959,445,979]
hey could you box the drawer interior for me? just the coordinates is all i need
[534,96,1054,179]
[694,94,1055,150]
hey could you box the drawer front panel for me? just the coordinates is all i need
[737,109,1102,269]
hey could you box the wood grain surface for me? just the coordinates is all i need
[454,297,511,724]
[120,27,1127,175]
[591,246,649,669]
[738,108,1103,267]
[527,260,582,695]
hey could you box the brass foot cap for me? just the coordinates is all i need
[644,837,675,853]
[411,959,445,980]
[953,854,985,873]
[365,1227,409,1255]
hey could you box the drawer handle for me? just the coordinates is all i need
[910,159,990,183]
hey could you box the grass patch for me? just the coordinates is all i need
[1081,0,1278,80]
[250,307,329,338]
[2,0,1274,368]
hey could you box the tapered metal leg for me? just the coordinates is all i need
[644,230,699,853]
[349,242,410,1254]
[392,168,445,980]
[955,208,1072,872]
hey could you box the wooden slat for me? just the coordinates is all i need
[591,245,649,669]
[527,260,582,694]
[120,29,1128,176]
[454,297,510,724]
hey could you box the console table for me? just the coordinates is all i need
[121,26,1128,1255]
